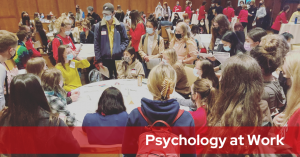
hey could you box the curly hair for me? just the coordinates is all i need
[54,13,71,32]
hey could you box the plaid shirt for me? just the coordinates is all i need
[45,91,75,126]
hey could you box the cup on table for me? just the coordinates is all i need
[138,74,143,87]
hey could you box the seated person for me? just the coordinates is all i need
[138,15,164,78]
[172,13,180,26]
[162,48,190,99]
[244,27,267,52]
[117,47,144,79]
[55,45,90,92]
[281,32,294,51]
[14,30,32,69]
[169,22,198,64]
[219,31,246,56]
[82,87,128,145]
[80,19,94,44]
[26,57,47,77]
[41,69,77,126]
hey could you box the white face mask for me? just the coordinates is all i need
[162,59,168,65]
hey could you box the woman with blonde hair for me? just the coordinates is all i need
[169,22,198,64]
[51,13,78,65]
[162,48,190,99]
[122,64,196,156]
[26,57,47,77]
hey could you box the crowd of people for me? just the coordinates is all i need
[0,0,300,156]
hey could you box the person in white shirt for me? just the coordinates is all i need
[254,0,266,28]
[155,2,164,18]
[163,2,172,21]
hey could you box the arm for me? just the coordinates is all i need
[231,9,235,20]
[184,40,198,64]
[137,62,145,77]
[281,12,288,24]
[138,36,147,60]
[94,23,102,63]
[258,7,266,18]
[175,98,197,109]
[117,62,126,79]
[119,23,129,53]
[75,59,90,69]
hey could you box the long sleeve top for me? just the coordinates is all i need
[223,7,235,22]
[129,22,146,52]
[271,12,288,31]
[238,10,249,23]
[198,6,206,20]
[117,59,145,79]
[254,7,266,21]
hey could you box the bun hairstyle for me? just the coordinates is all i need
[148,64,177,101]
[54,13,71,32]
[147,14,158,29]
[250,34,289,75]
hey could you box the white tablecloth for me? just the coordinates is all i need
[198,34,212,49]
[67,79,188,126]
[171,12,185,22]
[191,14,198,25]
[279,23,300,45]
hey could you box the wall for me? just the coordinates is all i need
[0,0,297,32]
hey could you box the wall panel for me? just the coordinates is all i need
[37,0,59,17]
[114,0,130,13]
[76,0,94,15]
[57,0,76,16]
[0,18,20,32]
[16,0,38,19]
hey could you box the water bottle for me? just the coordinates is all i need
[295,17,298,24]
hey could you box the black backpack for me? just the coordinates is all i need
[47,36,63,66]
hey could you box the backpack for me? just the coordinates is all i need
[141,34,160,48]
[47,36,63,66]
[88,69,104,83]
[136,107,184,157]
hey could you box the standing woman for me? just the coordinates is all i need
[209,14,231,51]
[163,2,171,21]
[223,1,235,23]
[247,1,257,31]
[185,1,194,20]
[129,10,146,62]
[255,0,267,28]
[238,5,249,29]
[35,20,48,52]
[155,2,163,19]
[198,2,207,24]
[271,5,290,34]
[21,11,30,26]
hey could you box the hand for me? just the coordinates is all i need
[98,63,104,69]
[192,10,195,13]
[257,17,259,20]
[144,56,150,62]
[11,66,18,76]
[70,93,79,102]
[214,66,220,72]
[273,113,285,127]
[206,56,216,61]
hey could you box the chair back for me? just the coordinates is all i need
[41,53,54,68]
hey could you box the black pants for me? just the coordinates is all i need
[102,59,117,79]
[241,22,248,29]
[247,18,254,31]
[256,18,264,28]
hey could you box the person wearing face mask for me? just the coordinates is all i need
[215,1,223,15]
[254,0,266,28]
[247,1,257,31]
[13,30,33,69]
[220,31,246,56]
[138,15,164,78]
[55,45,90,92]
[94,3,129,79]
[194,60,219,89]
[80,19,94,44]
[75,7,84,22]
[223,1,235,22]
[271,5,290,34]
[236,0,245,16]
[209,14,231,51]
[117,47,144,79]
[289,4,300,22]
[198,2,207,23]
[41,68,77,127]
[19,25,42,58]
[21,11,30,26]
[172,13,180,26]
[87,6,101,24]
[162,49,190,99]
[169,22,198,64]
[155,2,164,19]
[207,0,216,33]
[163,2,171,21]
[0,30,18,111]
[185,1,194,20]
[244,27,267,53]
[197,19,207,34]
[51,14,78,64]
[173,1,182,12]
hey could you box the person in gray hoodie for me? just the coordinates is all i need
[250,34,289,115]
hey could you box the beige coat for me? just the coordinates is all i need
[138,33,165,61]
[117,59,145,79]
[172,62,190,95]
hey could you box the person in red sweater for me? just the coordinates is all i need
[271,5,290,34]
[19,25,42,57]
[223,1,235,22]
[189,78,216,154]
[173,1,182,12]
[52,14,77,63]
[198,2,206,23]
[185,1,194,20]
[129,10,146,62]
[238,5,249,28]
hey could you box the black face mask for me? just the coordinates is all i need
[259,3,263,6]
[298,8,300,11]
[175,33,182,39]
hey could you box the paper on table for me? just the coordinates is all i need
[99,66,110,78]
[213,52,230,64]
[146,58,161,69]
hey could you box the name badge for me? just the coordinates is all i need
[70,61,75,68]
[101,31,107,35]
[131,69,136,74]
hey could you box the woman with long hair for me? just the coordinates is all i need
[0,74,80,156]
[162,48,190,99]
[234,22,245,43]
[244,27,267,52]
[129,10,146,62]
[194,60,219,89]
[163,2,171,21]
[209,14,231,51]
[238,4,249,28]
[220,31,246,56]
[21,11,30,26]
[169,22,198,64]
[35,19,48,51]
[247,1,257,31]
[271,5,290,34]
[117,47,144,79]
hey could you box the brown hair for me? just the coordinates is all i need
[210,14,231,49]
[82,19,91,29]
[234,22,244,32]
[208,54,263,127]
[41,68,66,97]
[242,4,247,9]
[16,30,28,42]
[57,45,69,69]
[26,57,46,77]
[129,10,144,30]
[182,13,189,20]
[192,78,217,118]
[0,30,18,54]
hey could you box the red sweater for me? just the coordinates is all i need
[282,108,300,154]
[198,6,206,20]
[173,5,182,12]
[271,12,288,31]
[25,39,42,57]
[185,6,193,19]
[223,7,235,22]
[129,23,145,52]
[52,34,76,61]
[238,10,248,23]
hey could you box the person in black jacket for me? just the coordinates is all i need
[207,1,216,33]
[87,6,101,24]
[247,1,257,31]
[215,1,223,15]
[219,31,246,56]
[234,22,245,43]
[115,5,125,22]
[80,19,94,44]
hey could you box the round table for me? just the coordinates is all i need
[67,79,189,126]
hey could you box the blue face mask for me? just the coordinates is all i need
[193,68,199,77]
[223,45,231,51]
[105,15,112,21]
[67,54,73,61]
[146,27,154,34]
[177,4,179,6]
[159,16,162,19]
[65,31,71,36]
[41,15,44,19]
